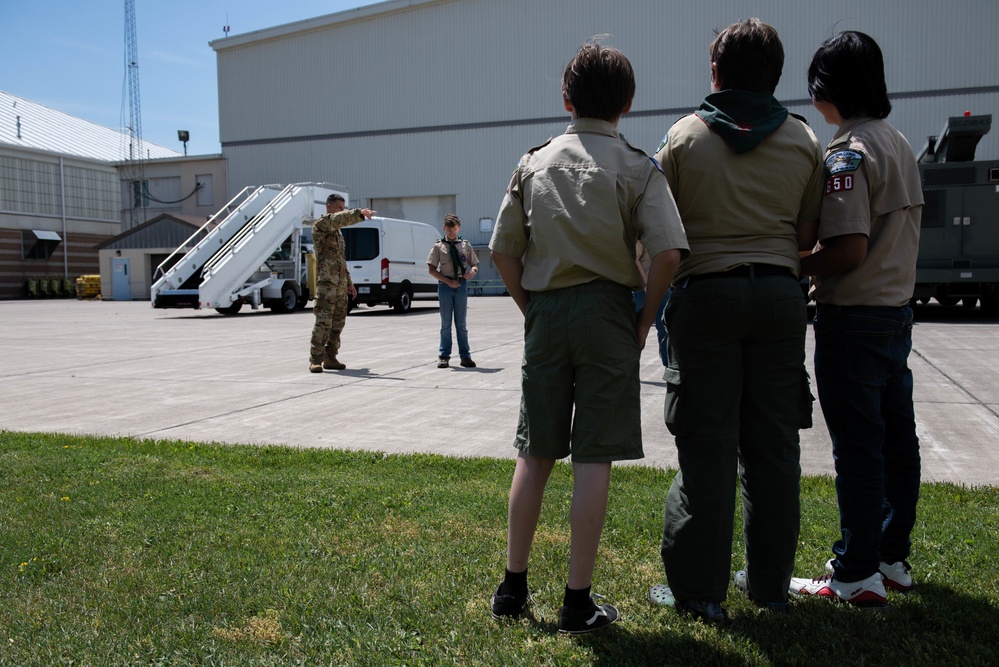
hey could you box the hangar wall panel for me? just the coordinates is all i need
[214,0,999,247]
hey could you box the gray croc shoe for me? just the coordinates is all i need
[648,584,675,607]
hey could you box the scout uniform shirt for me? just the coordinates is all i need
[312,208,366,287]
[655,90,825,282]
[490,118,688,292]
[810,117,923,307]
[427,236,479,281]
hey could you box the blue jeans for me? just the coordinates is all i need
[813,304,920,582]
[438,281,470,359]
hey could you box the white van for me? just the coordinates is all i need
[341,217,440,313]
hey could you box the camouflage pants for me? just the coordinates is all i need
[310,281,348,363]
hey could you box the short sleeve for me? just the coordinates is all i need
[489,169,529,257]
[818,149,872,240]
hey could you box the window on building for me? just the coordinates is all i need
[22,230,61,260]
[132,180,149,208]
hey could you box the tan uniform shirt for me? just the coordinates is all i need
[427,238,479,280]
[490,118,688,292]
[312,209,365,286]
[810,117,923,307]
[655,113,824,281]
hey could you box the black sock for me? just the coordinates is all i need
[563,585,593,610]
[501,568,528,598]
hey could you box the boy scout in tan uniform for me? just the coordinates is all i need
[308,195,375,372]
[792,30,923,607]
[426,214,479,367]
[488,41,688,634]
[808,117,922,306]
[652,19,824,623]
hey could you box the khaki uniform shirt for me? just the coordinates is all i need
[312,209,365,286]
[490,118,688,292]
[427,238,479,280]
[655,113,824,281]
[810,117,923,307]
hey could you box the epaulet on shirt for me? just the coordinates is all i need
[618,135,663,174]
[518,137,553,167]
[789,112,809,125]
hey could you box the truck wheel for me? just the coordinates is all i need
[981,294,999,317]
[215,301,242,315]
[394,288,413,313]
[962,297,978,309]
[937,296,959,307]
[272,286,298,313]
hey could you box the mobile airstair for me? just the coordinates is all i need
[151,182,345,314]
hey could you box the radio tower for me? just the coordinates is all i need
[123,0,144,228]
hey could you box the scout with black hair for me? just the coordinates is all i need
[792,30,923,607]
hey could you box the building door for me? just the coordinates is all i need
[111,258,132,301]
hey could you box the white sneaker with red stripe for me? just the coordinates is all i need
[823,558,914,593]
[879,560,914,592]
[789,572,888,608]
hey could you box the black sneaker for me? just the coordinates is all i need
[490,583,528,619]
[437,357,449,368]
[460,358,476,368]
[674,598,730,625]
[557,598,620,634]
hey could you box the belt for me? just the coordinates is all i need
[685,263,795,283]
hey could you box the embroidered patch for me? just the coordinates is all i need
[650,156,665,175]
[655,133,668,154]
[824,174,855,196]
[825,150,863,175]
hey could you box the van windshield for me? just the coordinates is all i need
[342,228,379,261]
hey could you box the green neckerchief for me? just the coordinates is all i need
[694,90,788,154]
[445,236,464,280]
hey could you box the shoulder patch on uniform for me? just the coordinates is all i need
[655,132,669,154]
[825,150,863,175]
[650,156,665,175]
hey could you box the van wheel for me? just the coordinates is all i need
[394,288,413,313]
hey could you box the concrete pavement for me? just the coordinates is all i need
[1,297,997,486]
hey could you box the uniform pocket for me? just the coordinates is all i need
[523,306,549,365]
[663,366,684,436]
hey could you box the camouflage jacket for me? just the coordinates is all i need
[313,209,365,286]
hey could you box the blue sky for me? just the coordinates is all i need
[2,1,382,156]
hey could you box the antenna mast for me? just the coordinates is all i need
[124,0,144,227]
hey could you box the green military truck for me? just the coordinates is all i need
[914,113,999,315]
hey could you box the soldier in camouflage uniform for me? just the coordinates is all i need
[309,194,375,372]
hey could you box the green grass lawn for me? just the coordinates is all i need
[1,431,997,666]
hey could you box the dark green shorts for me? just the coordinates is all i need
[514,281,644,463]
